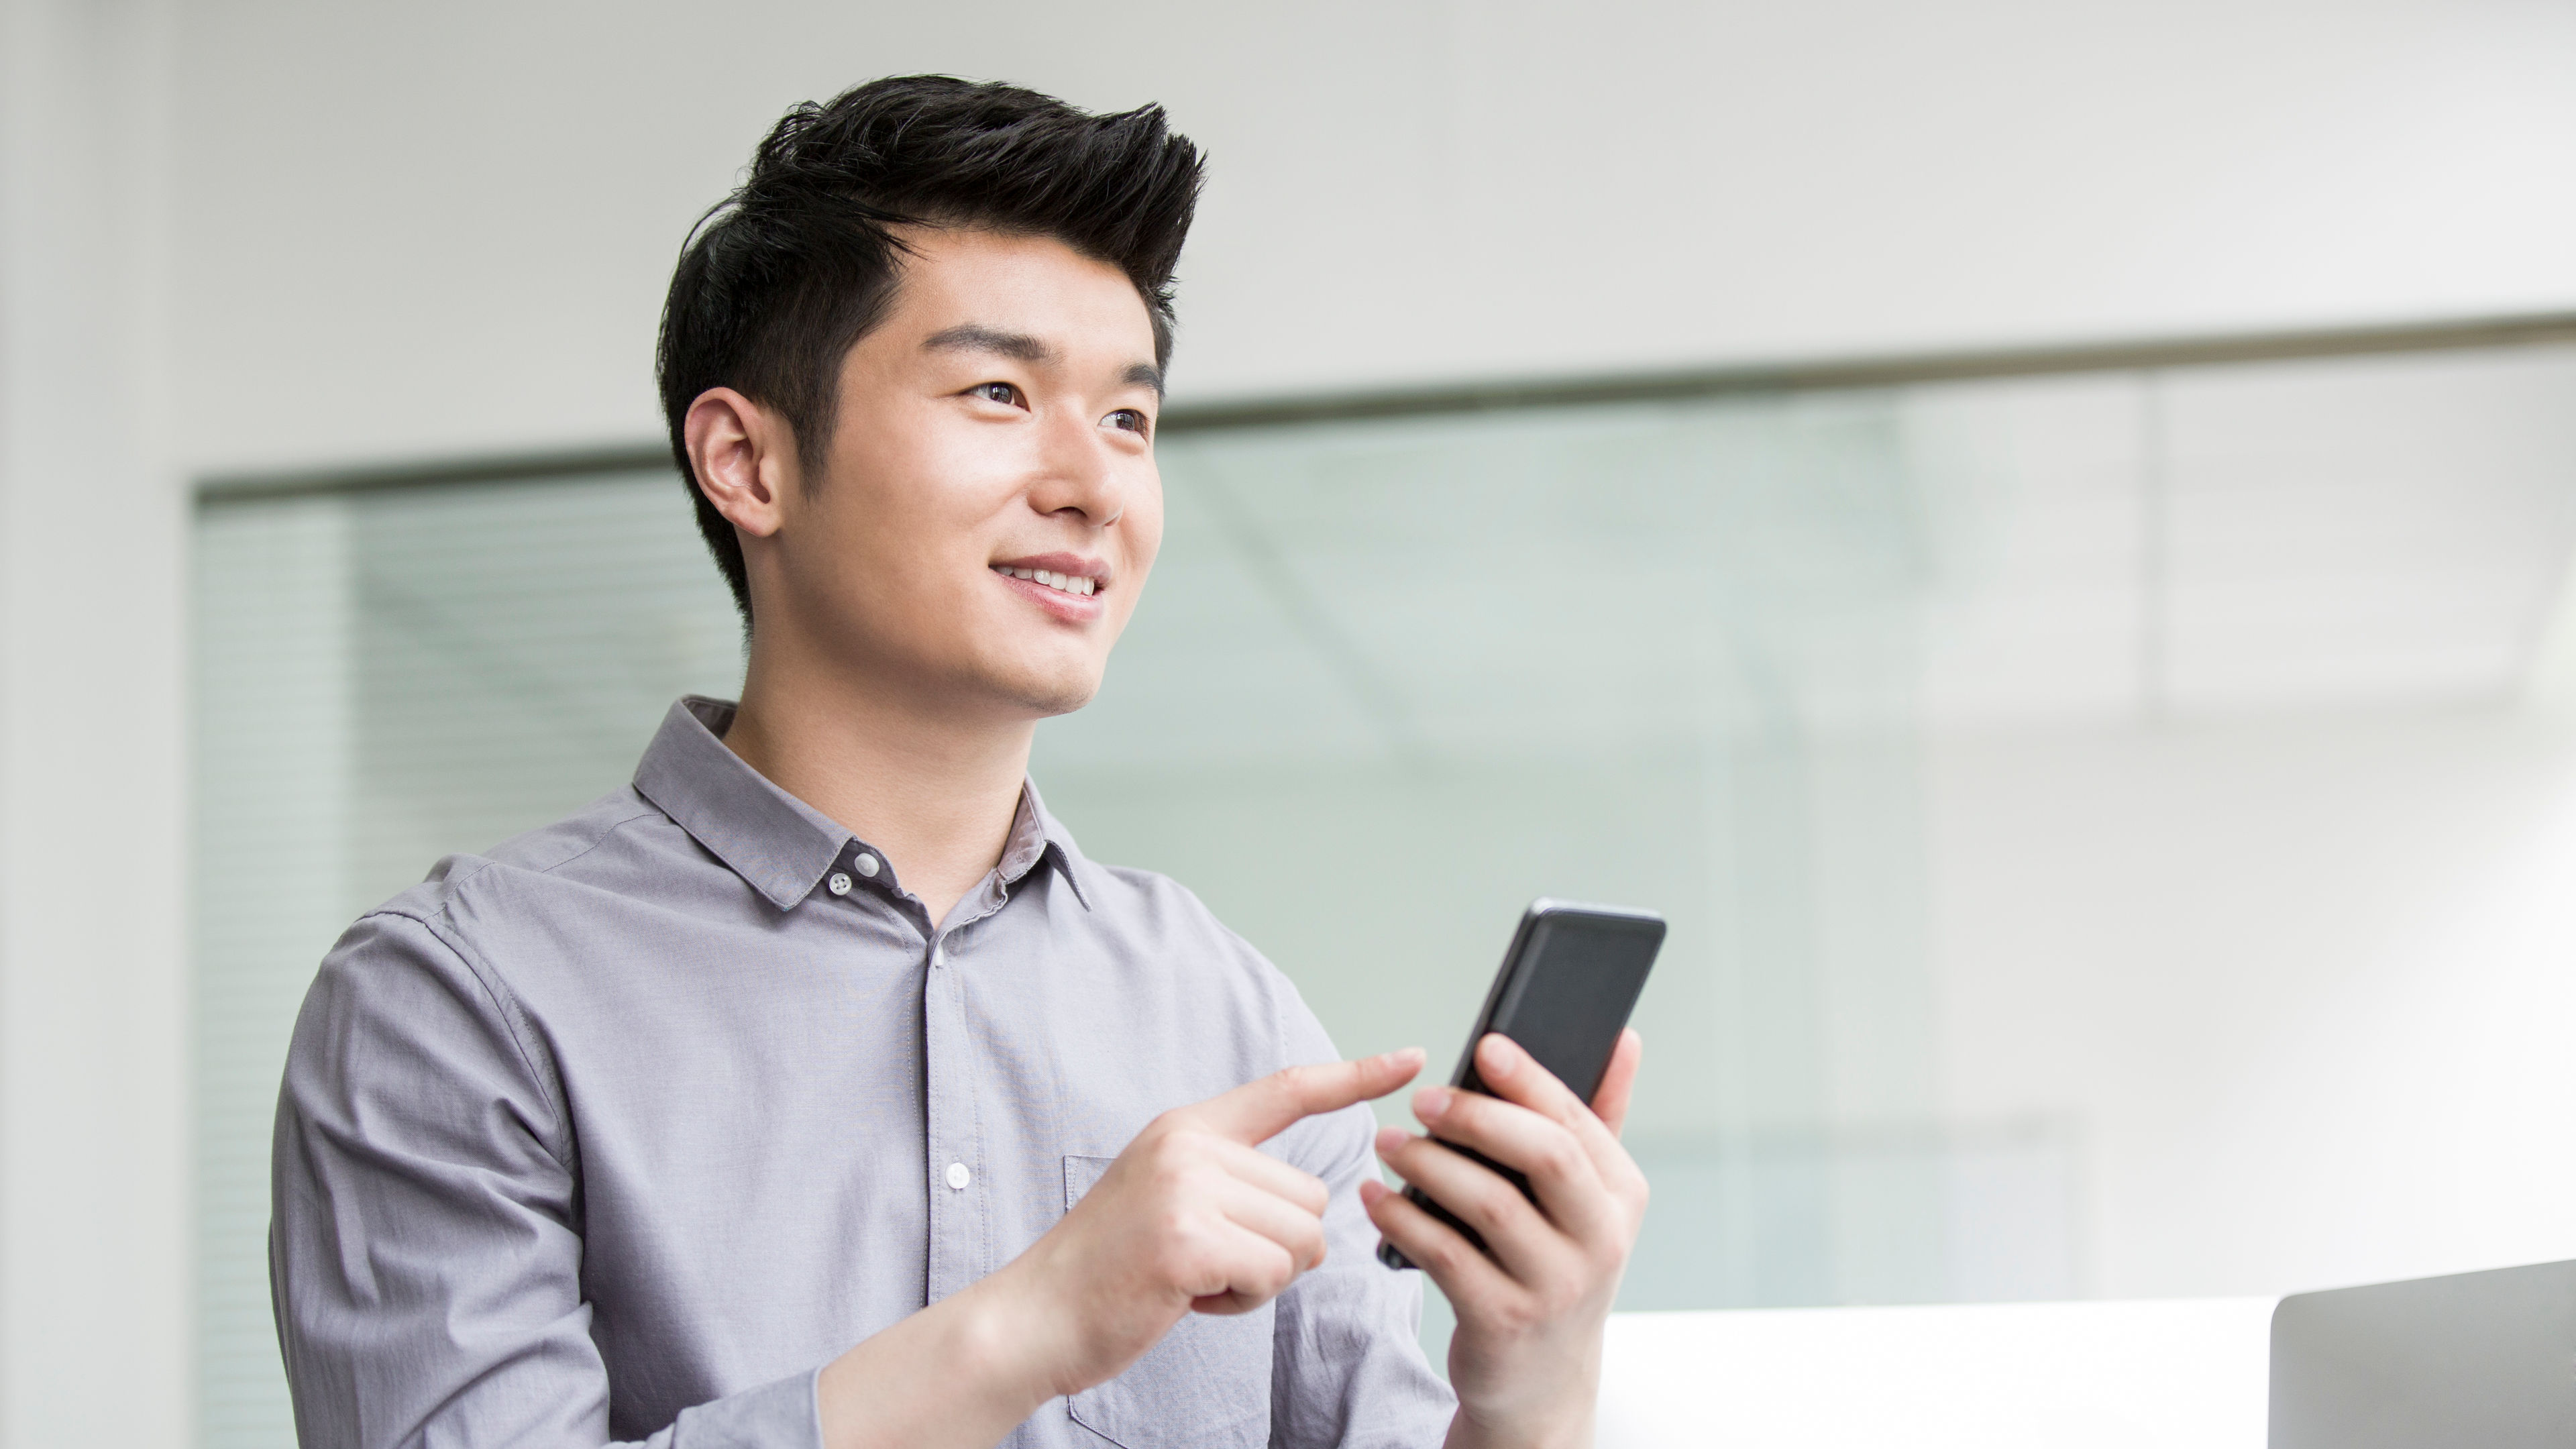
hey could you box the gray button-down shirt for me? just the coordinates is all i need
[271,698,1454,1448]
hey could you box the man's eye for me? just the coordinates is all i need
[1106,409,1150,436]
[970,382,1023,407]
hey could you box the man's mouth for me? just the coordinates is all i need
[991,565,1100,598]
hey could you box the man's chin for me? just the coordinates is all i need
[989,668,1102,720]
[861,653,1100,724]
[1014,685,1099,718]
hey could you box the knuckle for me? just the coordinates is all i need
[1467,1177,1521,1223]
[1244,1245,1294,1299]
[1169,1201,1218,1243]
[1555,1253,1600,1295]
[1419,1236,1470,1275]
[1537,1134,1584,1180]
[1166,1224,1230,1287]
[1293,1221,1328,1267]
[1150,1130,1210,1175]
[1488,1294,1541,1336]
[1293,1171,1330,1214]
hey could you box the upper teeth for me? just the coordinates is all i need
[1000,566,1096,597]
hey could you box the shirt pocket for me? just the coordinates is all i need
[1061,1153,1274,1449]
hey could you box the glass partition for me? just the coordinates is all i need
[196,340,2576,1445]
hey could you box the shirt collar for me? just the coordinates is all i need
[632,696,1094,912]
[1018,779,1096,910]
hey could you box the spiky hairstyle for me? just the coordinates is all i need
[656,76,1205,623]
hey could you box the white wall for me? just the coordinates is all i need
[1931,708,2576,1298]
[0,1,190,1446]
[167,0,2576,473]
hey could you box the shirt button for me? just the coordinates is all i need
[945,1162,971,1191]
[825,873,852,896]
[855,853,881,878]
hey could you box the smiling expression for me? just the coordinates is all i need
[759,227,1167,720]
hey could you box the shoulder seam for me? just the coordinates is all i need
[377,800,662,1168]
[364,904,578,1173]
[455,798,665,885]
[424,800,660,896]
[532,802,663,878]
[360,800,664,1170]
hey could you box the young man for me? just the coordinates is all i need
[272,77,1648,1449]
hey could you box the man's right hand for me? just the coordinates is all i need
[1002,1047,1428,1397]
[815,1047,1424,1449]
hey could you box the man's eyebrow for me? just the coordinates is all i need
[922,323,1161,397]
[921,323,1058,364]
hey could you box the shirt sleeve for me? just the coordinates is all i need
[270,908,825,1449]
[1265,991,1459,1449]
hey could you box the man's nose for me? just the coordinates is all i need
[1026,406,1124,524]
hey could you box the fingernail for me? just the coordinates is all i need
[1415,1085,1451,1118]
[1479,1034,1519,1079]
[1374,1126,1407,1155]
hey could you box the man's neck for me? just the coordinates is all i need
[720,648,1034,932]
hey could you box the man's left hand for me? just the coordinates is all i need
[1360,1028,1648,1449]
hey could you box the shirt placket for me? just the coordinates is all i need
[922,923,983,1304]
[921,865,1026,1305]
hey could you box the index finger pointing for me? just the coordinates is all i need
[1188,1049,1426,1145]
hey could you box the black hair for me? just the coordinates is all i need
[655,76,1205,624]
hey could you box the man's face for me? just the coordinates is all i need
[765,227,1165,719]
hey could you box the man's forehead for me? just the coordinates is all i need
[890,230,1156,353]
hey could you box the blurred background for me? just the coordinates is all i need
[7,2,2576,1445]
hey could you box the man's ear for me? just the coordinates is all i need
[684,386,796,539]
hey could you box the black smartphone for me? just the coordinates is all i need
[1379,898,1665,1271]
